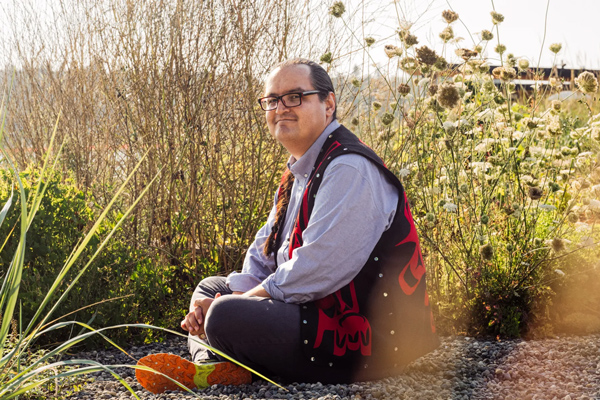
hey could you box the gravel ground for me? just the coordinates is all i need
[61,335,600,400]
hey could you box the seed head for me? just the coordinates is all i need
[552,237,565,252]
[505,53,517,68]
[381,112,395,126]
[479,243,494,260]
[433,57,449,71]
[506,243,514,252]
[480,215,489,225]
[567,212,579,223]
[494,44,507,55]
[398,30,419,47]
[320,52,332,64]
[549,43,562,54]
[528,186,543,200]
[416,46,438,65]
[351,117,359,126]
[439,26,454,42]
[551,100,561,112]
[437,83,461,109]
[426,212,436,222]
[365,37,375,47]
[329,1,346,18]
[428,84,438,96]
[442,9,459,24]
[397,83,411,96]
[517,58,530,71]
[455,48,478,61]
[576,71,599,94]
[481,30,494,41]
[491,11,504,24]
[384,44,402,58]
[400,57,419,73]
[372,101,382,111]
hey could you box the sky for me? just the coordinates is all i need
[0,0,598,71]
[353,0,600,70]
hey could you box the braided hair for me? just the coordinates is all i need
[263,169,295,256]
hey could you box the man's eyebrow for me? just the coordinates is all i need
[265,87,305,97]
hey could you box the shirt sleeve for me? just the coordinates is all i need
[226,194,278,292]
[261,156,398,303]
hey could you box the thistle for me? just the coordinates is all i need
[576,71,599,94]
[329,1,346,18]
[442,10,459,24]
[437,83,461,109]
[491,11,504,24]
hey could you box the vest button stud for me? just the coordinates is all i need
[374,257,379,261]
[394,347,398,351]
[390,330,395,335]
[311,357,315,362]
[304,340,308,344]
[364,364,368,368]
[383,292,388,297]
[379,273,383,278]
[329,362,333,367]
[329,135,333,138]
[303,320,307,324]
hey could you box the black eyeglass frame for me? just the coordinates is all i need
[257,90,323,111]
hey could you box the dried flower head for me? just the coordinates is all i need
[365,37,375,47]
[549,43,562,54]
[455,48,478,60]
[416,46,438,65]
[528,186,543,200]
[381,112,395,126]
[351,117,359,126]
[437,82,461,109]
[576,71,599,94]
[491,11,504,24]
[397,83,411,96]
[552,237,565,252]
[384,44,402,58]
[351,78,361,88]
[480,215,489,225]
[442,9,459,24]
[433,57,449,71]
[479,243,494,260]
[320,52,332,64]
[372,101,382,111]
[481,29,494,41]
[439,26,454,42]
[505,53,517,68]
[428,84,438,96]
[426,212,436,222]
[329,1,346,18]
[492,66,516,81]
[398,29,419,47]
[551,100,561,112]
[400,57,419,73]
[517,58,530,71]
[567,212,579,223]
[494,44,507,55]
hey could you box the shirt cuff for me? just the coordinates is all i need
[261,274,286,302]
[226,272,263,293]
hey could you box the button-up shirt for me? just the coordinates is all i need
[226,120,399,303]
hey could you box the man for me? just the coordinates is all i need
[135,58,438,394]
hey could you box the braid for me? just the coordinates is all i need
[263,169,295,256]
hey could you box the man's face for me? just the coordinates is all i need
[264,64,335,159]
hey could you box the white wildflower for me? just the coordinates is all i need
[538,204,557,211]
[398,169,410,178]
[443,202,458,212]
[554,269,565,277]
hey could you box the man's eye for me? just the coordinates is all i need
[266,98,278,106]
[287,94,301,102]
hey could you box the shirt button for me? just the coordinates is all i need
[394,347,398,351]
[379,273,383,278]
[304,173,308,178]
[311,357,315,361]
[383,292,388,297]
[304,340,309,344]
[374,257,379,261]
[390,330,395,335]
[303,320,308,324]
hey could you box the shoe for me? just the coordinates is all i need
[135,353,252,394]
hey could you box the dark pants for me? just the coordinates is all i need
[188,276,357,384]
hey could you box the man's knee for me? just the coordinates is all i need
[204,295,242,338]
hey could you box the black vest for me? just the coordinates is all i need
[284,125,439,372]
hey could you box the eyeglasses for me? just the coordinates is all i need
[257,90,322,111]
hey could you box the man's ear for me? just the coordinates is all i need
[325,92,336,118]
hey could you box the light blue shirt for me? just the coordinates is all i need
[226,121,399,303]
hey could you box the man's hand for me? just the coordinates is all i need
[181,293,221,337]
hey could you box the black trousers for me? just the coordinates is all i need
[187,276,358,384]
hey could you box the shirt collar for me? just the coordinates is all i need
[287,120,340,179]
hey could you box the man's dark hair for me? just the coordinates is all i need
[273,58,337,120]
